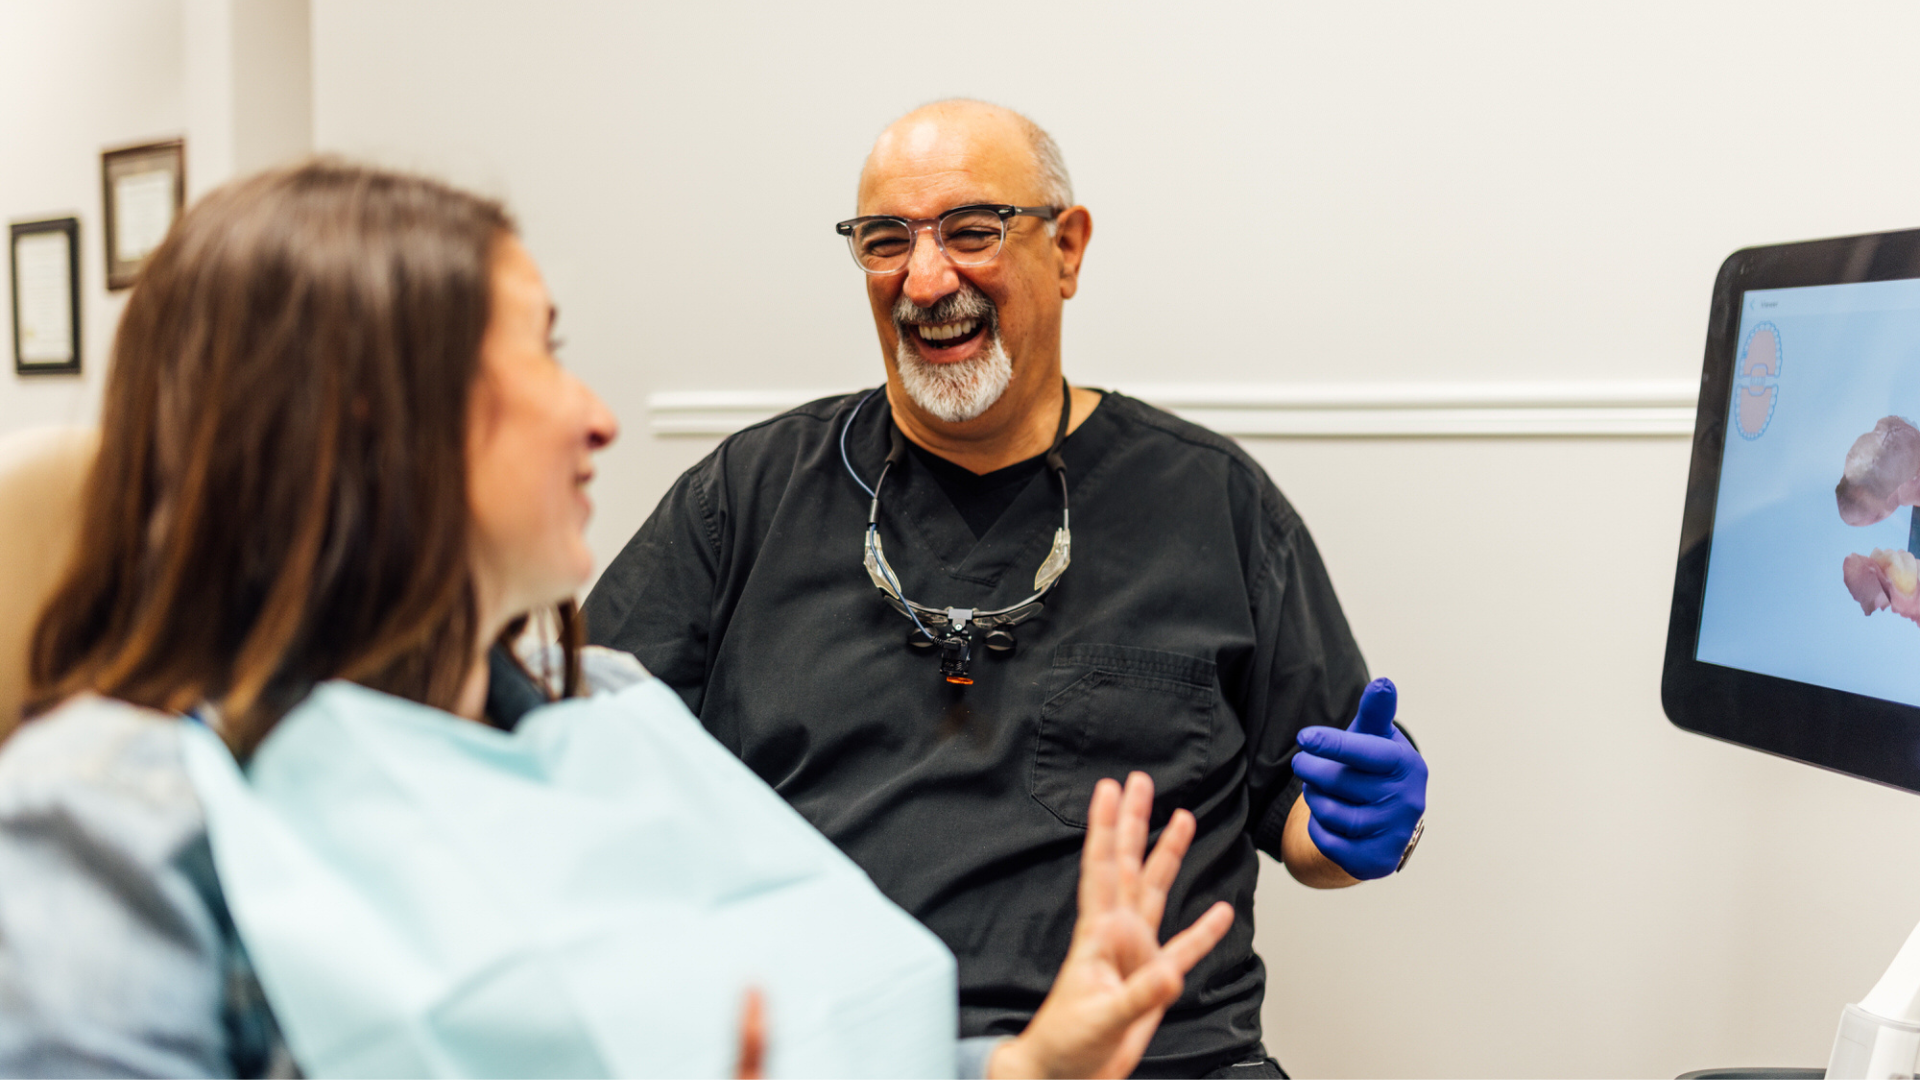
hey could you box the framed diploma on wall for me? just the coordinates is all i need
[102,138,184,291]
[10,218,82,376]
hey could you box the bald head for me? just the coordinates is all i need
[858,100,1073,213]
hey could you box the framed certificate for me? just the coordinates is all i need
[102,138,184,291]
[10,218,81,376]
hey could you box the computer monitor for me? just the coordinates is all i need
[1664,227,1920,793]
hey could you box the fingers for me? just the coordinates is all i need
[1289,749,1387,803]
[1159,901,1234,976]
[1106,952,1186,1028]
[1134,809,1196,937]
[1348,677,1398,737]
[1079,777,1122,914]
[1118,772,1153,868]
[1027,896,1230,1080]
[1087,773,1211,944]
[734,988,765,1080]
[1115,772,1153,907]
[1102,1011,1170,1080]
[1288,747,1347,794]
[1301,788,1394,839]
[1306,816,1393,881]
[1139,808,1195,902]
[1295,726,1416,774]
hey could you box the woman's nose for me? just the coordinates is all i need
[585,387,618,451]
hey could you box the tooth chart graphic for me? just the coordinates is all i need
[1735,322,1782,440]
[1838,415,1920,626]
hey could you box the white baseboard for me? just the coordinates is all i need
[647,380,1701,438]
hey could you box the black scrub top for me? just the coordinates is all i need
[584,389,1369,1077]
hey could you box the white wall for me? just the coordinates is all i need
[0,0,310,440]
[311,4,1920,1076]
[185,0,313,199]
[0,0,184,436]
[1252,436,1920,1077]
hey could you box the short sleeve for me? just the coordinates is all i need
[583,453,725,715]
[0,703,242,1077]
[1235,477,1372,860]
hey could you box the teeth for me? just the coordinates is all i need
[1877,548,1920,596]
[918,318,978,343]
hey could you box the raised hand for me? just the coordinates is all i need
[989,773,1235,1080]
[1292,677,1427,881]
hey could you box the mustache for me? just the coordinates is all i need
[892,282,997,329]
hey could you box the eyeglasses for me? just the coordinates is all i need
[835,204,1058,275]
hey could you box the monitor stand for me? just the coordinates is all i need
[1829,916,1920,1077]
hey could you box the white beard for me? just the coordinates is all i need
[894,332,1013,423]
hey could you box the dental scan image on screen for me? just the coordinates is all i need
[1698,277,1920,708]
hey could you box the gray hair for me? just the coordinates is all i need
[1022,116,1074,211]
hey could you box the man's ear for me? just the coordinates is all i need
[1054,206,1092,300]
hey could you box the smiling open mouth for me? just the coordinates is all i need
[909,317,985,352]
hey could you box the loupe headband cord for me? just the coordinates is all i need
[840,386,884,498]
[846,387,936,637]
[867,423,935,639]
[843,378,1074,642]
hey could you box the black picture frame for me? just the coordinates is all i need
[9,217,82,377]
[1663,227,1920,794]
[101,137,184,292]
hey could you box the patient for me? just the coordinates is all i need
[0,161,1230,1077]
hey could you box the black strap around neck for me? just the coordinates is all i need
[1044,377,1071,473]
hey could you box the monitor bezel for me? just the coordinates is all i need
[1663,226,1920,794]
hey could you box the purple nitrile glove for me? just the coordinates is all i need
[1292,677,1427,881]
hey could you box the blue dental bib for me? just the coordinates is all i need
[180,676,957,1078]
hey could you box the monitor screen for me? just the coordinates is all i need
[1665,228,1920,792]
[1697,278,1920,707]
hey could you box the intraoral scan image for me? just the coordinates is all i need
[1838,416,1920,624]
[1696,281,1920,708]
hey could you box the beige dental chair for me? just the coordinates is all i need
[0,426,96,738]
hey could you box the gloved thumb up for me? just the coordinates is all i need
[1292,677,1427,880]
[1349,677,1397,738]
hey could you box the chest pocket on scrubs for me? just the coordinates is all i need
[1030,643,1216,828]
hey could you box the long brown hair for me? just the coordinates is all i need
[28,160,580,752]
